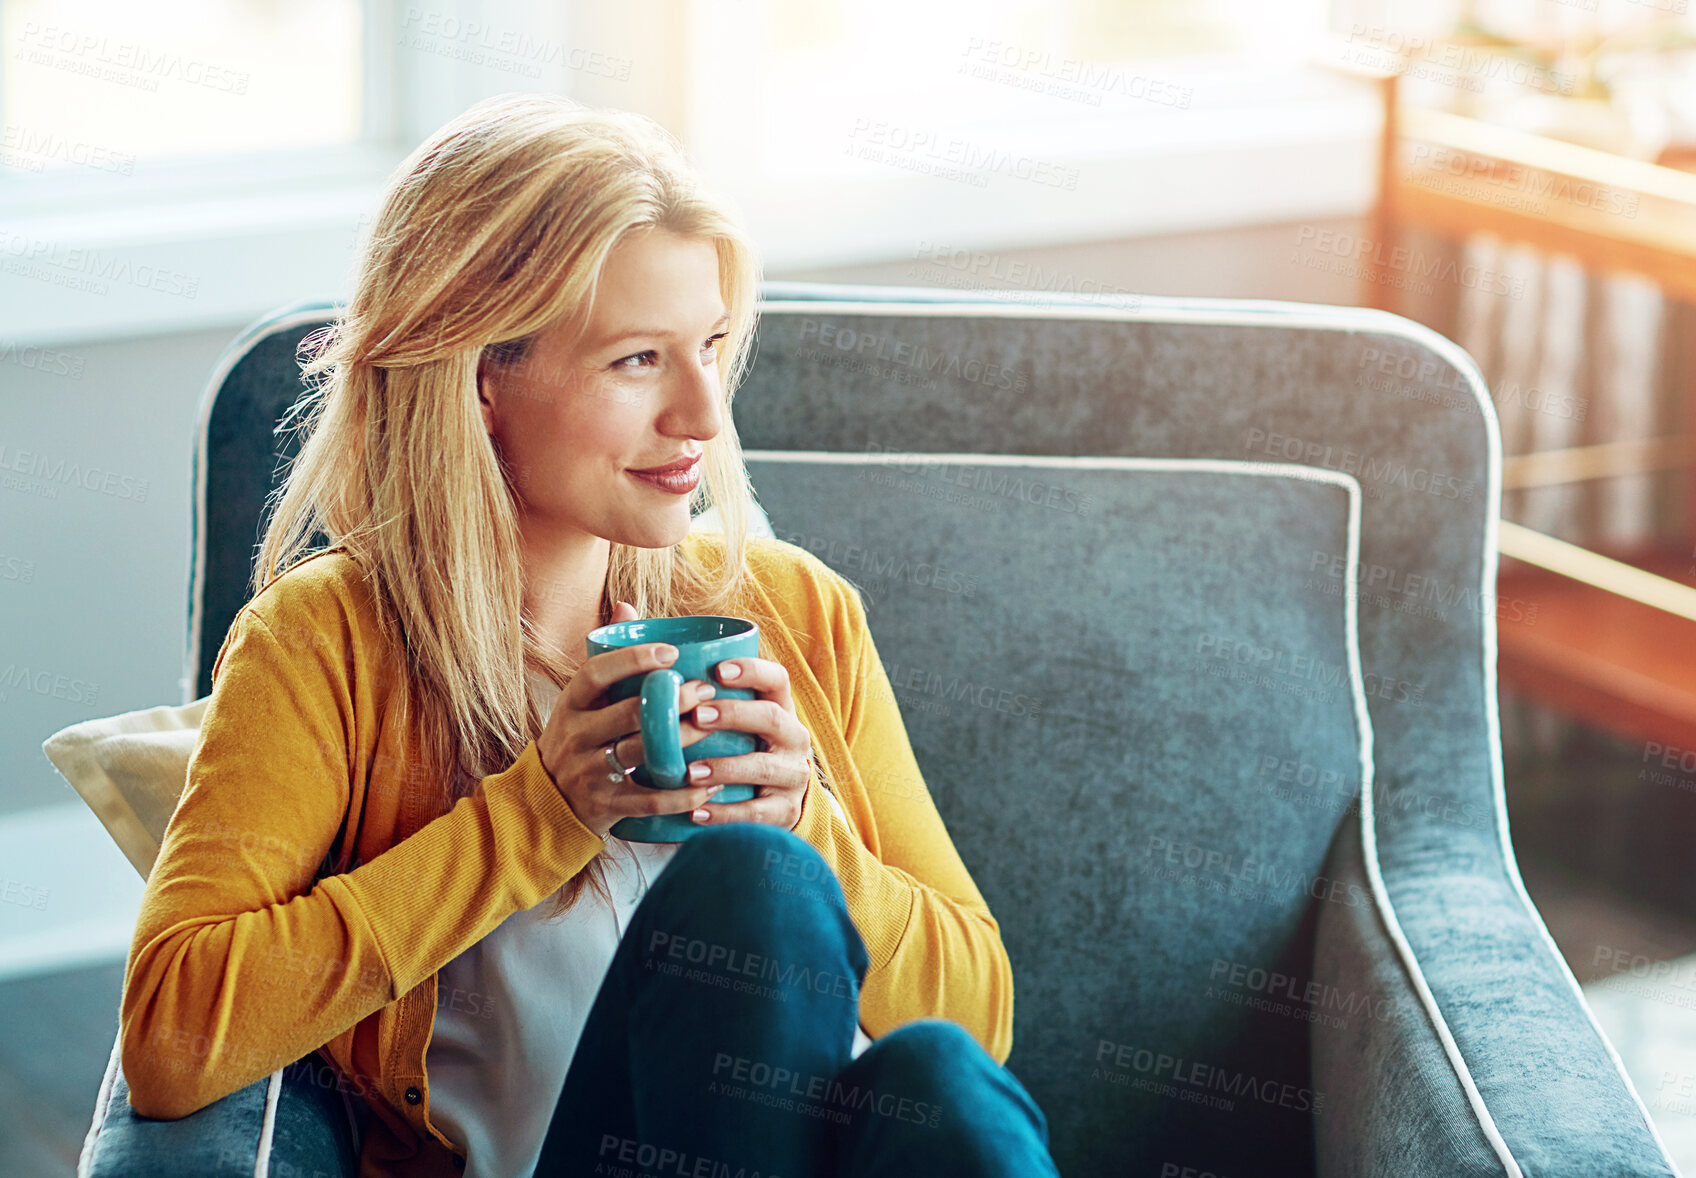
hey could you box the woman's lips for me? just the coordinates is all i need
[627,464,701,494]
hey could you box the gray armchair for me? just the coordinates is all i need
[77,285,1677,1177]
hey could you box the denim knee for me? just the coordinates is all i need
[833,1021,1056,1176]
[849,1020,982,1087]
[659,824,844,909]
[638,824,863,973]
[845,1020,1050,1140]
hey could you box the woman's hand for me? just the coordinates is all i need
[685,654,814,832]
[536,601,724,839]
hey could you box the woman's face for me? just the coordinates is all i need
[478,228,728,552]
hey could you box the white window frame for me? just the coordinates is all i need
[0,0,1380,350]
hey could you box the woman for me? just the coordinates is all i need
[119,92,1058,1177]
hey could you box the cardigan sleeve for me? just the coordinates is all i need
[788,573,1016,1064]
[119,602,605,1120]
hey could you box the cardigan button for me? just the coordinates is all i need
[404,1086,422,1105]
[453,1156,466,1171]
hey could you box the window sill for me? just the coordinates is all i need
[0,147,406,350]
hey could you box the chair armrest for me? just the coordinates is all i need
[82,1029,361,1178]
[1311,815,1677,1177]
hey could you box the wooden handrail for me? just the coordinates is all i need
[1502,436,1696,489]
[1401,107,1696,204]
[1497,520,1696,623]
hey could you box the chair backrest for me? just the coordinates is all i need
[732,290,1503,932]
[188,298,339,702]
[736,288,1670,1176]
[748,452,1371,1174]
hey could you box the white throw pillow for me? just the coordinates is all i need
[42,697,209,881]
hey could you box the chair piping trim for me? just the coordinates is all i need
[76,1029,122,1177]
[254,1068,283,1178]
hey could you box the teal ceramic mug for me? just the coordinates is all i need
[586,615,761,843]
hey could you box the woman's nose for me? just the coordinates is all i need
[664,355,723,441]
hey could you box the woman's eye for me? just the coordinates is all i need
[612,333,727,370]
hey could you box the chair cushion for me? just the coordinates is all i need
[746,452,1373,1176]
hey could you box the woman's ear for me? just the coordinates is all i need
[476,355,499,437]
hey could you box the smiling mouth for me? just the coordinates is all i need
[627,464,701,494]
[628,454,702,475]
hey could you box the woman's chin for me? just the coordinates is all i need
[615,511,695,550]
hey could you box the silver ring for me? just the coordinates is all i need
[604,739,637,783]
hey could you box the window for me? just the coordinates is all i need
[679,0,1335,187]
[0,0,1371,343]
[1,0,364,183]
[658,0,1365,272]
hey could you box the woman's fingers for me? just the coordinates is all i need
[573,679,717,753]
[712,657,792,711]
[683,750,809,829]
[681,744,813,790]
[574,736,725,819]
[575,695,643,755]
[566,642,676,711]
[680,716,811,829]
[686,790,800,829]
[636,780,728,816]
[681,656,812,828]
[559,633,808,832]
[689,696,799,750]
[569,667,715,742]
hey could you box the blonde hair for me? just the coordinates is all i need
[254,92,773,916]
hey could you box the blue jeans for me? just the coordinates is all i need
[534,823,1058,1178]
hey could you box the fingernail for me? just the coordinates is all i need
[692,808,712,823]
[718,662,741,680]
[689,762,712,781]
[697,684,716,701]
[707,784,725,796]
[655,645,678,665]
[697,705,718,723]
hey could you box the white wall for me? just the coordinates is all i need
[1,324,240,979]
[784,217,1365,304]
[3,325,240,817]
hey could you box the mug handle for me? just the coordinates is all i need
[637,668,687,788]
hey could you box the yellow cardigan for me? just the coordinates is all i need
[119,530,1014,1177]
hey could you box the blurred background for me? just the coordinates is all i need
[3,0,1695,1171]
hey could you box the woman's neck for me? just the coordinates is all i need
[520,527,613,658]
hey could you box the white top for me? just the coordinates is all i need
[424,671,873,1178]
